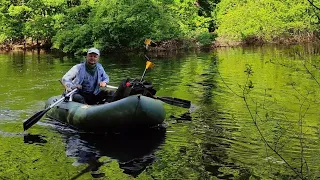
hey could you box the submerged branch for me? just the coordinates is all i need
[244,69,302,178]
[217,61,311,179]
[307,0,320,11]
[303,63,320,87]
[243,97,304,179]
[296,53,320,88]
[298,99,311,177]
[216,70,243,98]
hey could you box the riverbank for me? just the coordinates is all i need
[1,33,319,53]
[0,39,202,53]
[0,39,51,52]
[212,33,320,48]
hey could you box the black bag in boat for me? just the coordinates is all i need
[112,78,157,101]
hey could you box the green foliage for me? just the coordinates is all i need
[1,0,320,52]
[24,15,55,40]
[216,0,317,41]
[0,0,215,53]
[308,0,320,34]
[53,24,93,54]
[196,31,216,46]
[90,0,177,49]
[52,0,214,53]
[197,0,221,31]
[0,34,7,43]
[7,5,32,17]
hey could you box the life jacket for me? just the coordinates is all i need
[112,78,157,102]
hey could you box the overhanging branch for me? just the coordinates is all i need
[308,0,320,11]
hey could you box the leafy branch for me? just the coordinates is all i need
[217,64,307,179]
[307,0,320,11]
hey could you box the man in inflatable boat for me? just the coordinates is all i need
[61,48,156,105]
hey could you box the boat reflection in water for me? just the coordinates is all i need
[60,126,167,179]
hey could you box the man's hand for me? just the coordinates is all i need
[99,82,107,87]
[75,85,82,89]
[66,85,82,92]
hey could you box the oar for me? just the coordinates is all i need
[154,96,191,108]
[140,57,154,82]
[23,88,78,131]
[141,40,155,82]
[110,44,190,108]
[105,85,191,108]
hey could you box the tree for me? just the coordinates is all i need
[215,0,316,41]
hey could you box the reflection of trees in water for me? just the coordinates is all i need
[192,53,260,179]
[216,49,320,179]
[23,126,166,179]
[198,65,236,178]
[60,127,166,179]
[197,53,218,105]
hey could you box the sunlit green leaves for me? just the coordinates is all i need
[216,0,315,41]
[7,5,31,17]
[42,0,65,7]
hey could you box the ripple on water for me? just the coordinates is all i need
[0,109,20,122]
[0,130,28,137]
[0,109,37,122]
[39,117,79,133]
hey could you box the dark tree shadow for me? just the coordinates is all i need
[23,134,48,145]
[59,127,166,179]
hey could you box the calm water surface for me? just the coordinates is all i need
[1,45,320,179]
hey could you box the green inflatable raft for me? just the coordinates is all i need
[23,79,190,131]
[45,94,166,132]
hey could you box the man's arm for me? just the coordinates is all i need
[61,65,80,90]
[99,67,109,87]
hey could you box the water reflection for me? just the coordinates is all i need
[70,157,109,180]
[169,112,192,123]
[4,45,320,178]
[59,127,166,179]
[23,134,48,145]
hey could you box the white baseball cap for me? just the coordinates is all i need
[87,48,100,56]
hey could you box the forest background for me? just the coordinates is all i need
[0,0,320,54]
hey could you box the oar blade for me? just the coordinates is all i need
[156,96,191,108]
[23,89,78,131]
[23,108,50,131]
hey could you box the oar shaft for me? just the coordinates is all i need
[102,83,192,108]
[155,96,191,108]
[106,85,118,89]
[140,68,147,82]
[48,88,77,108]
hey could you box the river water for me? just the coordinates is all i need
[1,44,320,179]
